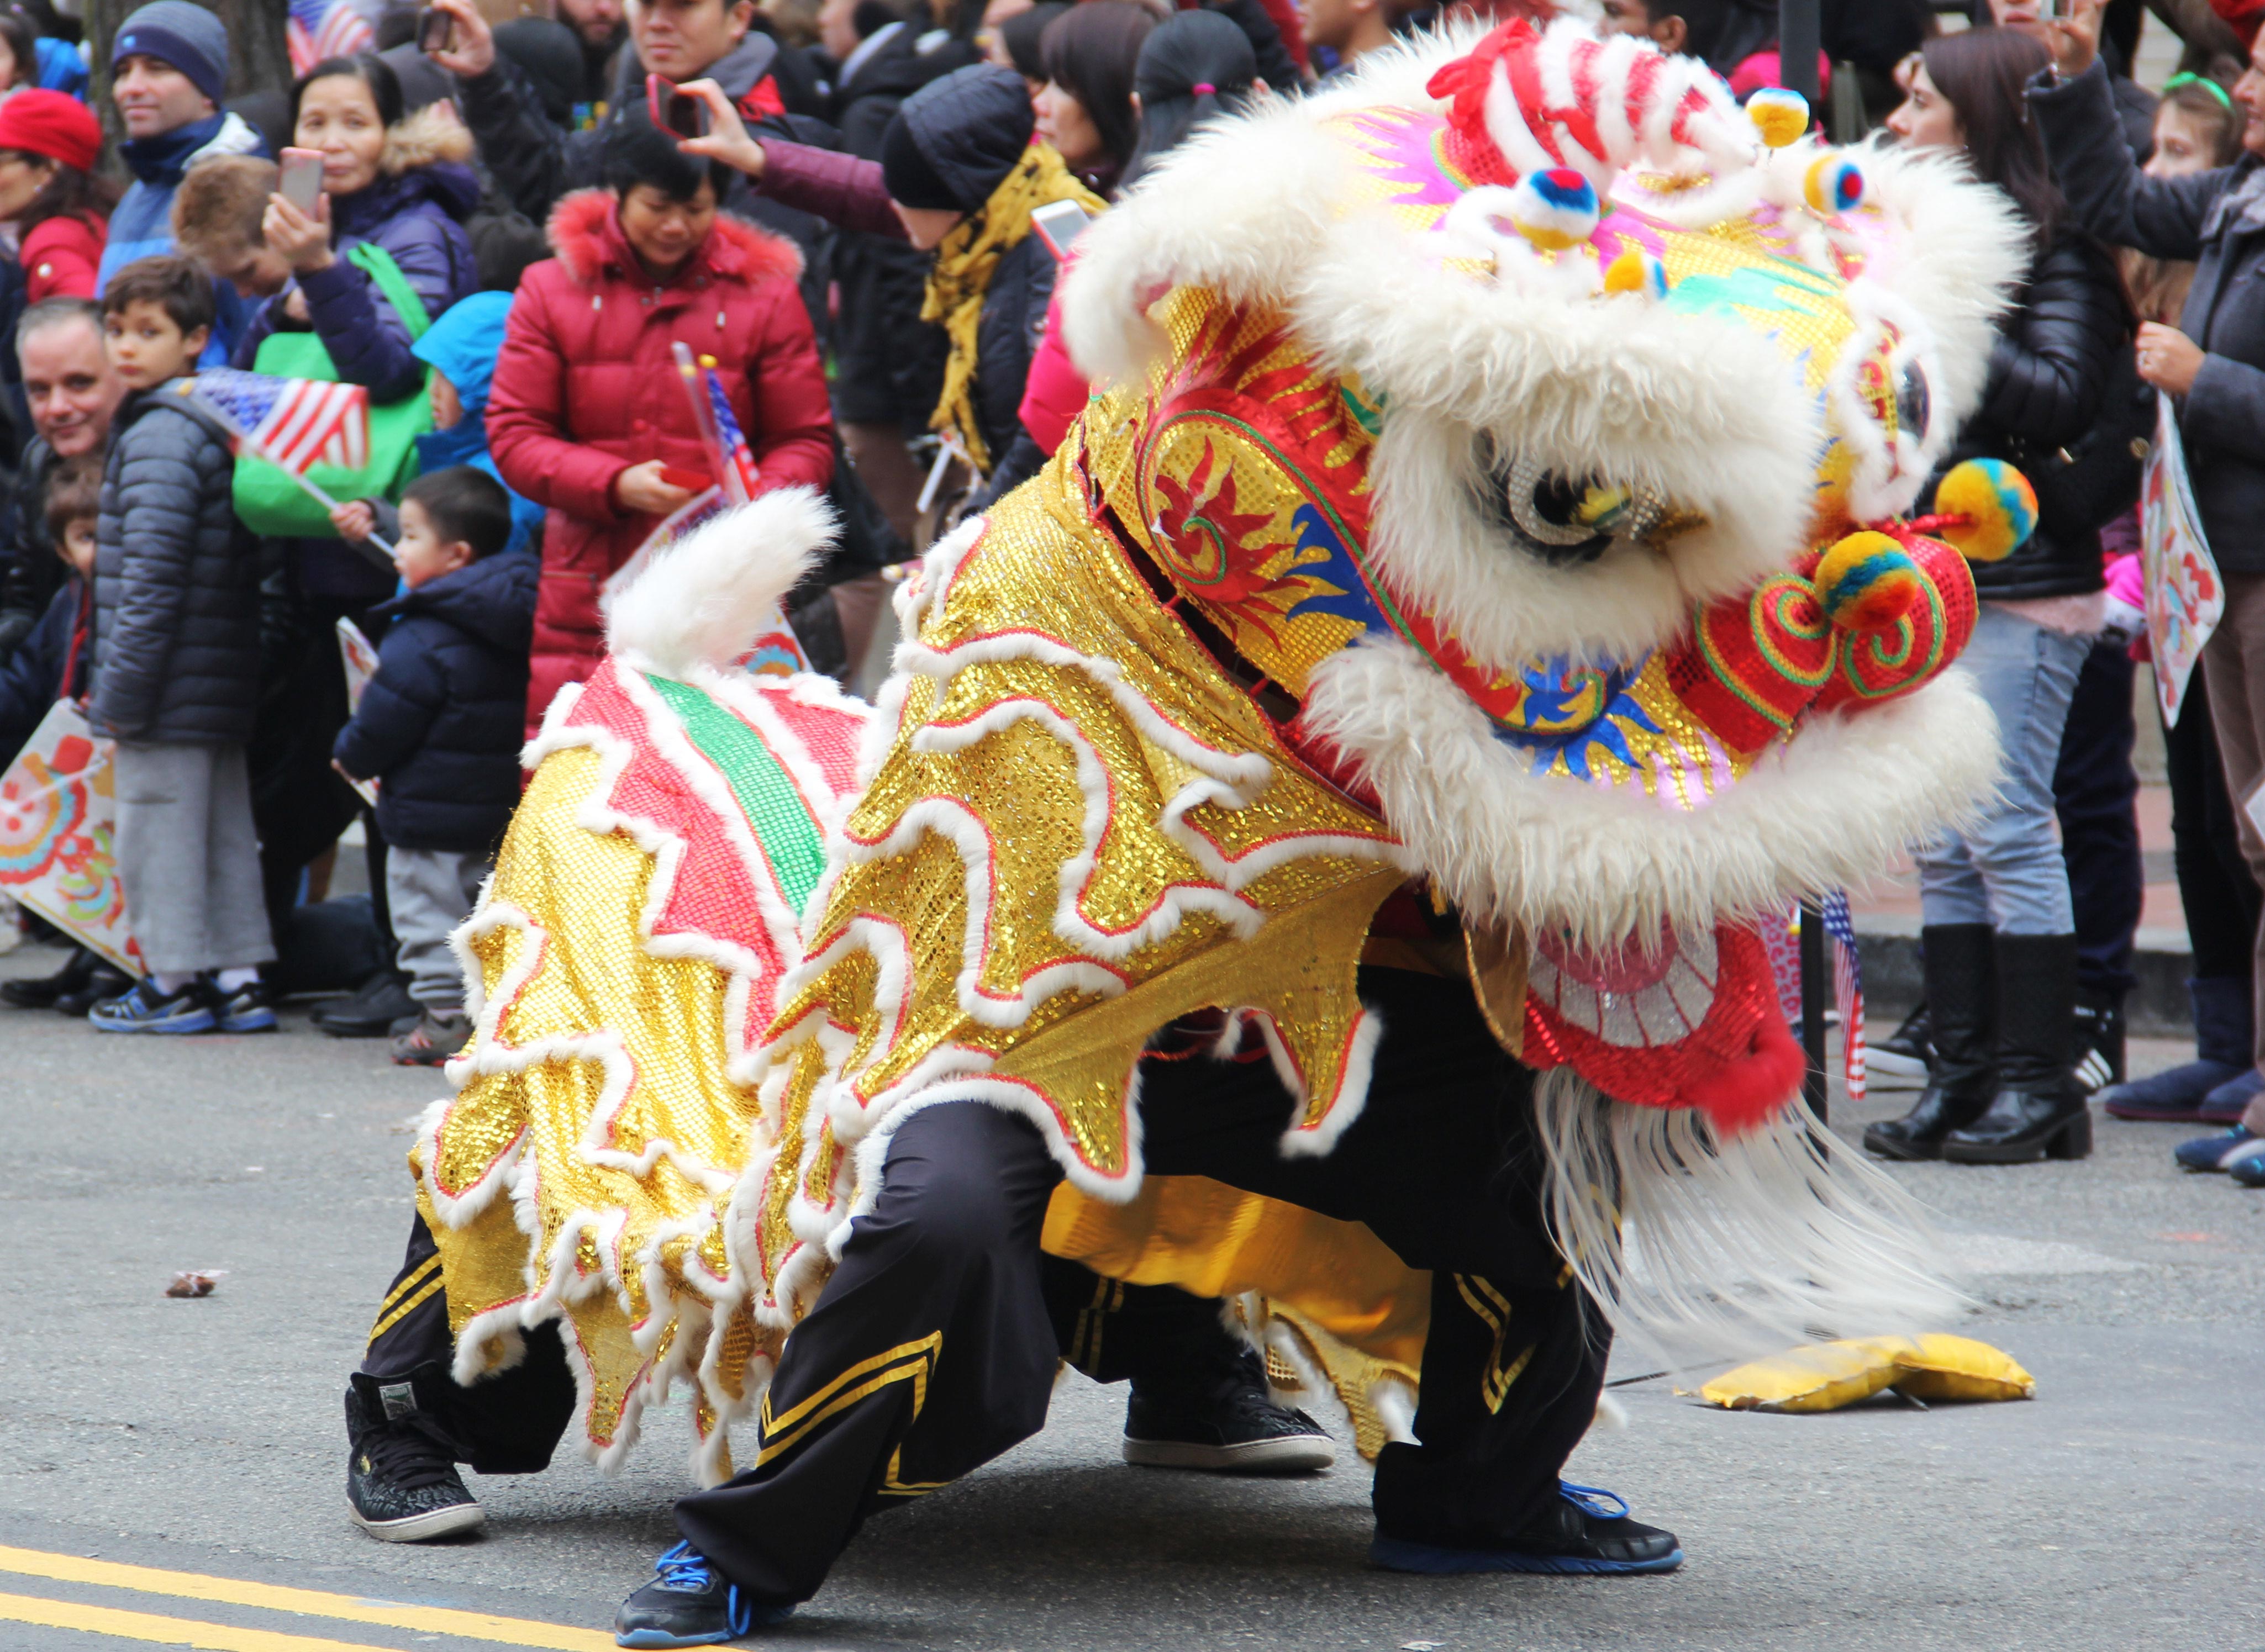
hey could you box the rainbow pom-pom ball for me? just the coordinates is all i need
[1602,249,1668,297]
[1509,167,1601,251]
[1934,457,2037,563]
[1814,531,1923,631]
[1748,87,1809,149]
[1804,153,1864,215]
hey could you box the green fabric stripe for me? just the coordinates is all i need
[644,673,827,915]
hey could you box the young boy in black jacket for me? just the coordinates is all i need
[333,467,535,1065]
[89,257,275,1034]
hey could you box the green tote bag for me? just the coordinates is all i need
[231,241,436,538]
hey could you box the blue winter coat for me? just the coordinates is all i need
[233,114,482,405]
[333,550,536,854]
[0,574,87,764]
[98,109,266,365]
[410,293,544,560]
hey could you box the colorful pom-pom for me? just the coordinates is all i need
[1508,166,1600,251]
[1602,249,1668,297]
[1748,87,1809,149]
[1814,531,1922,632]
[1934,457,2037,563]
[1804,153,1864,215]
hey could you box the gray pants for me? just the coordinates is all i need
[386,847,488,1009]
[112,741,275,977]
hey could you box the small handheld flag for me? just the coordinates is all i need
[1820,890,1866,1103]
[185,367,369,477]
[288,0,376,76]
[180,371,392,567]
[671,342,761,505]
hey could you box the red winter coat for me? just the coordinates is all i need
[21,212,105,303]
[487,190,835,737]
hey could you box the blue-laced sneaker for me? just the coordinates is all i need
[211,980,278,1033]
[614,1543,792,1648]
[88,978,217,1034]
[2174,1126,2263,1174]
[1371,1481,1683,1576]
[2232,1150,2265,1189]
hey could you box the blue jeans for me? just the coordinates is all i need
[1916,604,2091,936]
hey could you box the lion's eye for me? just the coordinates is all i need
[1894,360,1931,446]
[1478,437,1673,565]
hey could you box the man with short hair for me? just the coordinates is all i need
[0,299,124,660]
[557,0,630,114]
[425,0,821,224]
[98,2,267,362]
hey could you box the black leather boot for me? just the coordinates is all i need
[1864,924,1996,1160]
[0,945,97,1009]
[1943,933,2093,1165]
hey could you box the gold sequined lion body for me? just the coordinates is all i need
[412,20,2031,1480]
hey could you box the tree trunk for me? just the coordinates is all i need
[82,0,292,168]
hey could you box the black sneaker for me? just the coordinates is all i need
[54,963,133,1016]
[2070,996,2125,1097]
[1372,1481,1683,1575]
[210,978,278,1033]
[1123,1358,1336,1474]
[344,1375,485,1542]
[614,1543,793,1648]
[0,945,98,1008]
[1867,1001,1934,1091]
[313,969,420,1038]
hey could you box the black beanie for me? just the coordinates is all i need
[881,115,958,213]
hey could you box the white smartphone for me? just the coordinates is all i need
[279,147,324,214]
[1031,199,1091,261]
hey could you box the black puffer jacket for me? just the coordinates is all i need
[333,550,536,854]
[829,23,967,431]
[91,392,260,744]
[1931,226,2127,600]
[0,436,67,661]
[2034,60,2265,574]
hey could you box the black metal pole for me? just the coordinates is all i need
[1799,899,1829,1123]
[1778,0,1822,107]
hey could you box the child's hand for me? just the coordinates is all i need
[330,499,375,542]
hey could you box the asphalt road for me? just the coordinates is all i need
[2,936,2259,1652]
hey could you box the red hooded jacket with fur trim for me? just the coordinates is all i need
[487,189,834,738]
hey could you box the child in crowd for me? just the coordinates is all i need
[327,291,544,561]
[88,256,275,1033]
[0,461,100,763]
[331,466,535,1065]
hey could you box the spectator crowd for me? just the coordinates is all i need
[0,0,2260,1188]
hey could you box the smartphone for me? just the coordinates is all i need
[658,466,713,493]
[278,147,324,214]
[646,73,710,140]
[1031,200,1091,261]
[415,6,454,52]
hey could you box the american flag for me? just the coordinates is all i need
[1820,890,1866,1102]
[672,342,761,505]
[288,0,377,77]
[183,368,370,476]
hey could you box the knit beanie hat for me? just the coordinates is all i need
[880,114,957,213]
[113,1,229,110]
[0,89,102,172]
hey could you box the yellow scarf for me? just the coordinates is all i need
[921,142,1105,477]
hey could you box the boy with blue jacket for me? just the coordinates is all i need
[333,466,535,1065]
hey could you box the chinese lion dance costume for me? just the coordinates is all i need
[362,18,2040,1613]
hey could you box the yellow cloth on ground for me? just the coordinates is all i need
[921,142,1103,475]
[1698,1334,2035,1412]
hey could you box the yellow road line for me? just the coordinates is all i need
[0,1591,397,1651]
[0,1549,618,1651]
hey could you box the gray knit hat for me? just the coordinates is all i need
[113,1,229,109]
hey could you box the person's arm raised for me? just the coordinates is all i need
[677,80,908,240]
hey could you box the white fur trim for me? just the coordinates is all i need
[1302,635,1999,950]
[605,488,836,676]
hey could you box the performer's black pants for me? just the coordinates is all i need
[675,967,1604,1607]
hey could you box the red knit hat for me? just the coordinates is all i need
[0,91,103,174]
